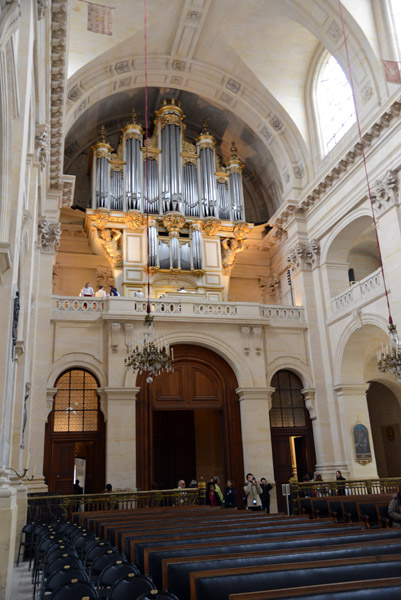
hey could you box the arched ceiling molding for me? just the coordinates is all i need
[276,0,385,109]
[321,208,374,264]
[65,54,312,197]
[266,356,313,390]
[334,315,388,385]
[47,354,107,389]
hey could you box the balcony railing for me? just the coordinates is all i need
[291,477,401,499]
[52,296,305,324]
[28,488,203,522]
[331,268,384,315]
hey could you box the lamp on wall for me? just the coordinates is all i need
[338,0,401,381]
[124,0,174,385]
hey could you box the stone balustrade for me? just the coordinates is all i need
[52,296,305,325]
[331,268,384,315]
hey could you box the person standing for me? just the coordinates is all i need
[206,482,222,507]
[95,285,107,298]
[388,485,401,527]
[223,480,237,508]
[213,476,224,504]
[244,473,263,510]
[109,285,120,296]
[80,282,94,297]
[259,477,273,513]
[336,470,346,496]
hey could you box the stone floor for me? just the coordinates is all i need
[11,561,33,600]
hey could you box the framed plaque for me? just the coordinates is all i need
[353,423,372,466]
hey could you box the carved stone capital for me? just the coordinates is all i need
[37,0,49,20]
[37,218,61,254]
[124,322,135,352]
[110,322,121,353]
[287,240,320,272]
[371,170,398,214]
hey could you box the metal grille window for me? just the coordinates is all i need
[270,370,306,428]
[53,369,99,432]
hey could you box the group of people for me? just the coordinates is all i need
[80,282,120,297]
[202,474,274,512]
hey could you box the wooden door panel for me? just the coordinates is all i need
[53,442,75,494]
[191,366,220,402]
[153,411,195,489]
[155,365,186,405]
[271,435,292,512]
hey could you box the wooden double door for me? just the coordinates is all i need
[136,345,244,491]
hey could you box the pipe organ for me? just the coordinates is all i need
[87,100,251,300]
[91,100,245,221]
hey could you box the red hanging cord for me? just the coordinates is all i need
[338,0,393,325]
[144,0,151,315]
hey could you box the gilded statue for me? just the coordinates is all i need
[93,227,123,268]
[221,237,245,274]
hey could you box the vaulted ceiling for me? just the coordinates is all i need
[64,0,389,222]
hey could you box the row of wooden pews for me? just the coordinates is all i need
[75,506,401,600]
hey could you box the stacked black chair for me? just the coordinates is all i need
[105,573,156,600]
[97,561,139,598]
[47,579,98,599]
[136,592,180,600]
[17,522,36,566]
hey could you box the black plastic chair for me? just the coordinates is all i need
[48,579,97,600]
[17,523,36,566]
[136,593,180,600]
[84,542,114,571]
[97,562,139,596]
[106,573,156,600]
[39,566,88,600]
[89,551,125,583]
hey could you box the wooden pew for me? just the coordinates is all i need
[162,538,401,600]
[189,555,401,600]
[129,519,344,568]
[227,577,401,599]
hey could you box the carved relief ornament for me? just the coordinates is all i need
[125,210,145,231]
[38,218,61,254]
[371,170,398,213]
[287,240,320,272]
[162,212,186,233]
[201,217,221,236]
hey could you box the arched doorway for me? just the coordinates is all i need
[136,345,244,491]
[367,381,401,477]
[44,369,106,494]
[270,370,316,512]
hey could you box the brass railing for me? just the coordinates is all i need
[290,477,401,501]
[27,487,204,522]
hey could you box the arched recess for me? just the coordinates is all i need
[324,214,379,298]
[44,368,106,494]
[367,381,401,477]
[269,369,316,512]
[135,344,244,492]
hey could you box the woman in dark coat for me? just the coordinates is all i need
[259,477,273,513]
[206,482,222,507]
[223,479,237,508]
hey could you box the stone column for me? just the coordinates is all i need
[333,384,378,479]
[0,469,17,600]
[101,387,140,491]
[236,387,277,511]
[10,478,27,561]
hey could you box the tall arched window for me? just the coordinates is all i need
[316,54,356,154]
[270,370,306,428]
[53,369,99,432]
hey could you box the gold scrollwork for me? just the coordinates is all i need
[202,217,221,236]
[125,210,145,231]
[162,212,186,233]
[234,221,251,241]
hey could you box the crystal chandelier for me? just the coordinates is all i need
[377,322,401,382]
[125,314,174,384]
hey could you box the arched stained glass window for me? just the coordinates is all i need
[53,369,99,432]
[316,54,356,154]
[270,370,306,428]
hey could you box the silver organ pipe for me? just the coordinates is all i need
[217,180,230,220]
[161,123,182,212]
[148,222,158,267]
[110,170,123,210]
[95,156,109,208]
[125,137,142,211]
[229,172,243,221]
[170,233,180,269]
[183,163,199,217]
[191,225,203,270]
[199,146,218,218]
[143,158,159,214]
